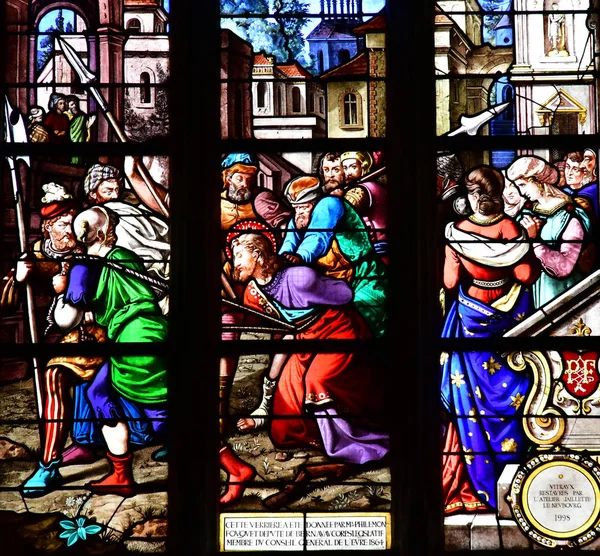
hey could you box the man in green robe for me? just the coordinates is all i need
[53,206,167,496]
[66,95,94,164]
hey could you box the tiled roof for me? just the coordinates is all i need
[352,13,386,34]
[320,52,368,78]
[254,53,273,65]
[277,62,312,78]
[306,20,358,40]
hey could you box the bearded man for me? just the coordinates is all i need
[84,162,171,290]
[340,151,388,260]
[17,185,108,497]
[318,151,346,195]
[13,183,82,339]
[279,175,388,339]
[227,223,389,509]
[219,153,291,432]
[23,207,169,498]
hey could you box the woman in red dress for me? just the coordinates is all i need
[441,166,540,514]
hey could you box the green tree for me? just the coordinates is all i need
[221,0,311,65]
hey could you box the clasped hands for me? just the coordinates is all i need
[520,214,543,239]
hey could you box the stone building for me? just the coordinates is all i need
[306,0,365,75]
[435,1,514,168]
[252,53,326,140]
[320,12,386,139]
[122,0,170,141]
[221,29,253,140]
[511,0,595,161]
[35,0,170,141]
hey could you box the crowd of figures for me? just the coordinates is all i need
[2,156,170,498]
[6,148,392,508]
[217,151,391,508]
[439,150,598,515]
[28,93,96,147]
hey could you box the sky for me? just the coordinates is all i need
[221,0,386,40]
[38,9,75,32]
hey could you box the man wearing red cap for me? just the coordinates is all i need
[13,183,106,496]
[14,183,81,335]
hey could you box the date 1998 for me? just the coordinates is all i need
[554,515,571,522]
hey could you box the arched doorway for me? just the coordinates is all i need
[489,75,516,168]
[34,8,91,117]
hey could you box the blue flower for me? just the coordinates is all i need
[59,517,103,546]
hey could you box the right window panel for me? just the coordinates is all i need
[437,0,600,549]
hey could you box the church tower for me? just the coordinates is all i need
[124,0,168,33]
[123,0,170,140]
[306,0,366,75]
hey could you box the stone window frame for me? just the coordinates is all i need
[126,17,142,33]
[291,85,302,113]
[136,69,155,108]
[339,89,364,130]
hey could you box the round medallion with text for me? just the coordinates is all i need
[509,453,600,548]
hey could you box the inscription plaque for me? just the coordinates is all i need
[509,453,600,547]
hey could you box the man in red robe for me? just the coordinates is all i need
[43,93,70,144]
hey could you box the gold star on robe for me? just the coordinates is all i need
[510,392,524,411]
[483,356,502,375]
[501,438,518,453]
[463,446,474,465]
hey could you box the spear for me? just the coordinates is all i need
[446,102,511,137]
[56,36,169,218]
[4,96,43,419]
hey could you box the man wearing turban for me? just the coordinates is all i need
[279,174,388,339]
[83,162,171,291]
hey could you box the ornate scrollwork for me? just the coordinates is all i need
[570,317,592,337]
[554,382,581,414]
[506,351,565,446]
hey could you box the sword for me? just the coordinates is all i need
[4,96,43,419]
[56,36,169,219]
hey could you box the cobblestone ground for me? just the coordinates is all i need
[0,348,391,552]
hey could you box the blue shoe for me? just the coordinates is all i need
[151,446,168,462]
[22,459,63,498]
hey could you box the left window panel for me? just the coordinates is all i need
[2,1,170,553]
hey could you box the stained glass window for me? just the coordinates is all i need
[218,0,392,551]
[2,0,171,552]
[437,0,600,550]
